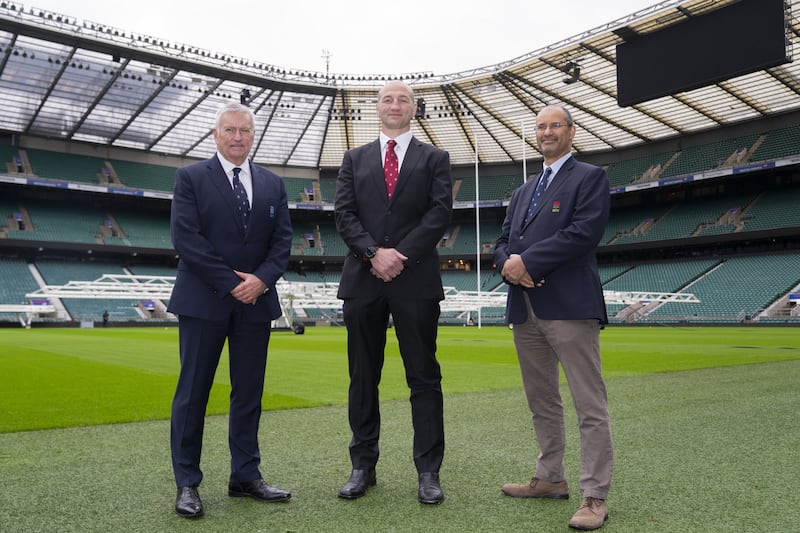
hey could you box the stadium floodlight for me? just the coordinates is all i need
[561,61,581,84]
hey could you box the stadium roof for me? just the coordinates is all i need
[1,0,798,169]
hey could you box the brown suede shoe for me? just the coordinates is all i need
[501,477,569,499]
[568,497,608,530]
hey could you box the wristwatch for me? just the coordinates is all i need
[364,245,378,261]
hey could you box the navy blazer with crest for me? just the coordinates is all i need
[335,136,452,301]
[494,155,609,325]
[168,156,292,322]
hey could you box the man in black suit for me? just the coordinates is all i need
[494,105,613,531]
[334,80,452,504]
[168,102,293,518]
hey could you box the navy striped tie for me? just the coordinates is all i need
[232,167,250,229]
[524,167,552,223]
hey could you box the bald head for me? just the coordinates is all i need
[376,81,417,136]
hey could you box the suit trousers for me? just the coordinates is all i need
[512,293,613,499]
[342,294,445,474]
[170,311,270,487]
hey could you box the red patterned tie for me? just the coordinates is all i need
[384,139,398,199]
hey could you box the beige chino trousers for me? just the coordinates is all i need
[511,293,614,500]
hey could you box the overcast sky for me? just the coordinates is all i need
[28,0,661,75]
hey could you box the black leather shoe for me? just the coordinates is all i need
[228,479,291,502]
[175,486,203,518]
[338,468,376,499]
[418,472,444,504]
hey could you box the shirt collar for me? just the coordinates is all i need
[216,153,250,177]
[380,130,413,152]
[545,152,572,177]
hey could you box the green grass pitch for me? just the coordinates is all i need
[2,325,798,433]
[1,325,798,532]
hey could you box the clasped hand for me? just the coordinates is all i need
[501,254,545,289]
[230,270,267,305]
[369,247,408,282]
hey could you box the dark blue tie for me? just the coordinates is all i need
[524,167,552,223]
[232,167,250,229]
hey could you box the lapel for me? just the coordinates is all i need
[248,162,265,230]
[366,139,388,202]
[390,136,421,202]
[208,157,246,232]
[521,156,575,229]
[519,170,547,231]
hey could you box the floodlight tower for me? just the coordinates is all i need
[322,49,332,80]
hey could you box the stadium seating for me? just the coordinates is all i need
[604,258,720,295]
[24,148,110,184]
[112,210,173,249]
[454,174,522,203]
[127,264,177,278]
[644,193,756,242]
[35,260,143,321]
[660,133,762,179]
[318,178,337,203]
[644,253,800,322]
[603,206,668,245]
[0,258,42,322]
[316,224,349,256]
[110,159,176,192]
[738,187,800,232]
[0,198,24,235]
[1,145,19,173]
[4,200,105,244]
[598,264,632,284]
[283,177,318,203]
[3,118,800,327]
[604,150,674,187]
[2,123,797,199]
[750,124,800,162]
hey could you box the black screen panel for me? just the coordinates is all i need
[616,0,790,107]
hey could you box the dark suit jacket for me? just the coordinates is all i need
[335,137,452,300]
[168,156,292,321]
[494,155,609,324]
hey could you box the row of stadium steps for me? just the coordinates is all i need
[2,186,798,255]
[2,253,797,325]
[35,261,148,322]
[4,122,800,198]
[0,200,172,249]
[597,124,800,188]
[442,222,504,256]
[289,224,350,257]
[603,188,800,246]
[658,133,762,180]
[644,254,800,322]
[0,258,41,323]
[452,174,521,203]
[0,258,174,324]
[604,253,800,324]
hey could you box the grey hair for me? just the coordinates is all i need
[214,102,255,130]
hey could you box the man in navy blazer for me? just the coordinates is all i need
[334,81,452,504]
[494,105,613,531]
[168,102,293,518]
